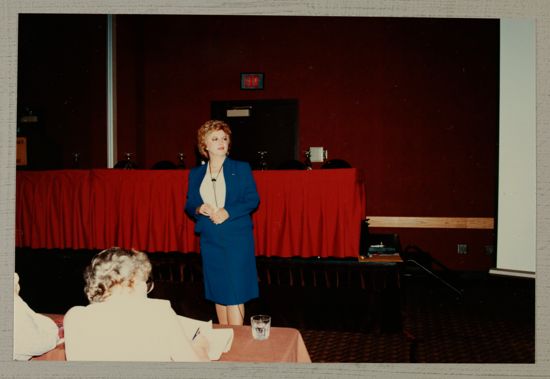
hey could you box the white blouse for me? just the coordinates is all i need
[199,162,226,210]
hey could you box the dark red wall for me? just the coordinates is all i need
[17,14,107,169]
[115,15,498,270]
[18,15,499,270]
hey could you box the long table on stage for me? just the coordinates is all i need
[32,314,311,363]
[16,168,365,258]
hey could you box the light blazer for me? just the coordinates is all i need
[64,298,203,362]
[185,158,260,234]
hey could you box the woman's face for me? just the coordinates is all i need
[204,129,229,158]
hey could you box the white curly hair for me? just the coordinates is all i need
[83,247,152,303]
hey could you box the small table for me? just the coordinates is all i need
[358,254,403,332]
[32,314,311,363]
[358,254,403,264]
[214,325,310,363]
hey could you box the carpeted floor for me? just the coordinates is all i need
[15,249,535,363]
[299,273,535,363]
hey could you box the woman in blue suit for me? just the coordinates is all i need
[185,120,260,325]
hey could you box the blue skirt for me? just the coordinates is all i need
[199,222,259,305]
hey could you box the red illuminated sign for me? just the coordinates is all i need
[240,73,264,90]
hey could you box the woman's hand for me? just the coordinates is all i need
[210,208,229,224]
[197,203,215,216]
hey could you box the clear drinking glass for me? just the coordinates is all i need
[250,315,271,340]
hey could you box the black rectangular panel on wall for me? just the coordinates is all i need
[211,99,298,170]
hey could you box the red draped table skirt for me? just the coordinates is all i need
[16,168,365,258]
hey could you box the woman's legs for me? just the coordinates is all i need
[227,304,245,325]
[215,304,228,325]
[215,303,244,325]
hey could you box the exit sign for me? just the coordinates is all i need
[240,72,264,90]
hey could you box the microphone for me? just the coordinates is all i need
[211,178,216,182]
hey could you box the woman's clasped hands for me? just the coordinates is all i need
[198,204,229,225]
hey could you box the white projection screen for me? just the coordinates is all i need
[491,19,536,278]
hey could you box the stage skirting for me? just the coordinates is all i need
[16,168,365,258]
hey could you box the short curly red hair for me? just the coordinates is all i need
[197,120,232,158]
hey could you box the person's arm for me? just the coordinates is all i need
[13,296,59,360]
[184,169,202,220]
[191,329,211,361]
[187,169,217,220]
[223,162,259,221]
[166,308,210,362]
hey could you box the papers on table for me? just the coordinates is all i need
[178,316,234,361]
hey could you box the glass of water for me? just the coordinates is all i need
[250,315,271,340]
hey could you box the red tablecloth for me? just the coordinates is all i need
[16,169,365,258]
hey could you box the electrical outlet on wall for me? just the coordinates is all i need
[484,245,494,255]
[457,244,468,254]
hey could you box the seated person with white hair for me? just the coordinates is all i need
[13,272,60,360]
[63,247,210,362]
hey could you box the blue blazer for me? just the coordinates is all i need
[184,158,260,234]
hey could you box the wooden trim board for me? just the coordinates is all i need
[367,216,494,229]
